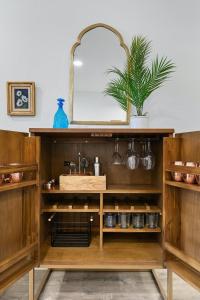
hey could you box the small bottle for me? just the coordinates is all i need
[94,156,100,176]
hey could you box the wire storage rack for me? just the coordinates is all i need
[51,220,92,247]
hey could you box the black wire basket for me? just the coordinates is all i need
[51,221,92,247]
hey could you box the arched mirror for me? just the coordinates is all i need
[69,23,130,125]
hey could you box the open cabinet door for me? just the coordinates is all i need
[163,133,200,299]
[0,130,40,294]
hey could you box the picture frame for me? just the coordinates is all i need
[7,82,35,116]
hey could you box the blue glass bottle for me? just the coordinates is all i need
[53,98,69,128]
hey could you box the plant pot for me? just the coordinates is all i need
[130,115,149,128]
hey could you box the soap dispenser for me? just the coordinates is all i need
[53,98,69,128]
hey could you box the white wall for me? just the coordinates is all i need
[0,0,199,133]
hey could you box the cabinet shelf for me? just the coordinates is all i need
[0,180,37,193]
[106,185,162,194]
[0,164,37,174]
[0,242,38,273]
[103,226,161,233]
[167,260,200,292]
[166,165,200,175]
[165,180,200,192]
[41,185,162,194]
[165,242,200,273]
[42,204,99,213]
[40,235,163,269]
[0,261,36,294]
[41,187,101,194]
[103,205,161,213]
[42,204,161,214]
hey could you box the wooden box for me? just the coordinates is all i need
[59,174,106,190]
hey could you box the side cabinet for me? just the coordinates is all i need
[0,130,40,294]
[164,131,200,299]
[1,128,200,299]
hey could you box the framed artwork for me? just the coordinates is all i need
[7,82,35,116]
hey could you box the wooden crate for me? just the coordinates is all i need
[59,174,106,190]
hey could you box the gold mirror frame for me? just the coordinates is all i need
[69,23,130,125]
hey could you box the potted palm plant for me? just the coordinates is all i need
[105,36,175,128]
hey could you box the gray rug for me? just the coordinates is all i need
[0,270,199,300]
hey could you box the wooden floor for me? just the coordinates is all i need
[40,235,163,269]
[1,269,200,300]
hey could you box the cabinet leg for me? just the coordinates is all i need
[151,270,167,300]
[29,269,34,300]
[35,269,51,300]
[167,269,173,300]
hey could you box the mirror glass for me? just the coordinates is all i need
[70,25,129,124]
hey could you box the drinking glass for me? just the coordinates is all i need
[118,213,131,228]
[195,162,200,185]
[0,174,4,185]
[132,213,145,228]
[183,162,196,184]
[10,172,23,183]
[112,138,122,165]
[104,213,117,228]
[146,213,159,229]
[171,161,184,182]
[126,139,140,170]
[142,139,155,170]
[140,141,146,167]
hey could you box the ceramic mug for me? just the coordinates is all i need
[183,162,196,184]
[10,172,23,183]
[0,174,4,185]
[171,161,184,182]
[195,162,200,185]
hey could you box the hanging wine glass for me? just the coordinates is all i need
[112,138,122,165]
[126,139,140,170]
[142,138,155,170]
[140,140,146,167]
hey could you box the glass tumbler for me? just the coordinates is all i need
[104,213,117,228]
[132,213,145,228]
[118,213,131,229]
[146,213,159,228]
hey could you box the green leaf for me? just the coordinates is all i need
[105,35,175,115]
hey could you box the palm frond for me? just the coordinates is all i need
[105,72,129,111]
[148,56,175,93]
[105,35,175,115]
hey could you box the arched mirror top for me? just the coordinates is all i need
[71,23,129,54]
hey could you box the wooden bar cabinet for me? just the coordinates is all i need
[0,128,200,299]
